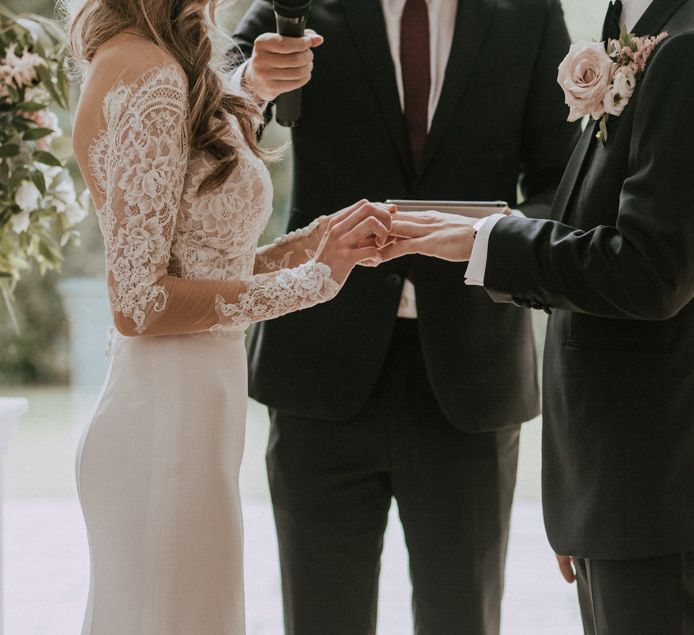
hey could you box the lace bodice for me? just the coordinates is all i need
[73,36,338,337]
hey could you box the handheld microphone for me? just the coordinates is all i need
[273,0,312,127]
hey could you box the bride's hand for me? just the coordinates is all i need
[377,210,477,263]
[313,200,394,283]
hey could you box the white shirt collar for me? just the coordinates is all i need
[620,0,655,31]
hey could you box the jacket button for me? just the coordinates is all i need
[386,273,403,287]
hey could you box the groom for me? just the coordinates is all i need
[383,0,694,632]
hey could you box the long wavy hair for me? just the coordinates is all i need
[62,0,265,193]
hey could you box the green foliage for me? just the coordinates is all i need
[0,6,88,330]
[0,0,291,385]
[0,268,69,385]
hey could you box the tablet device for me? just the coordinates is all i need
[385,199,508,218]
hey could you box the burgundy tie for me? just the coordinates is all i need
[400,0,431,171]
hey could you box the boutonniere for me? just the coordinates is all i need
[557,26,669,144]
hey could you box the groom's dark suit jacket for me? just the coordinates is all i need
[234,0,577,431]
[483,0,694,559]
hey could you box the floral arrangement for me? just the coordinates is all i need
[557,26,669,143]
[0,7,88,330]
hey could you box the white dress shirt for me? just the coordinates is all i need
[464,0,654,288]
[621,0,654,32]
[380,0,458,317]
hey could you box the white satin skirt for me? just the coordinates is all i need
[76,330,247,634]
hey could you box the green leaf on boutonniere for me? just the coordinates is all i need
[596,116,609,145]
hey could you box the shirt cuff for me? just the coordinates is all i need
[464,214,504,286]
[229,61,269,110]
[229,61,248,96]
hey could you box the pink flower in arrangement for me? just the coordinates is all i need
[558,30,668,143]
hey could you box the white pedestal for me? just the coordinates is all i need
[0,397,27,635]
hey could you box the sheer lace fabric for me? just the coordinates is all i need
[73,35,338,337]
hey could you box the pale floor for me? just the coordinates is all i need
[2,387,584,635]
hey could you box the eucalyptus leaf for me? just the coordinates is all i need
[35,65,66,110]
[23,127,54,141]
[17,102,49,113]
[31,170,46,196]
[33,150,62,167]
[0,143,20,157]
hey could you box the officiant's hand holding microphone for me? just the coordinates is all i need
[241,28,323,103]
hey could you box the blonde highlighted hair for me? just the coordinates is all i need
[62,0,266,193]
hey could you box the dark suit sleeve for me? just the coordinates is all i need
[516,0,579,220]
[232,0,277,60]
[231,1,279,131]
[484,33,694,321]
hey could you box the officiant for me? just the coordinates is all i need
[233,1,578,633]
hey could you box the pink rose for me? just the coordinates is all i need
[557,41,615,121]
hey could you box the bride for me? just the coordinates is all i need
[65,0,391,632]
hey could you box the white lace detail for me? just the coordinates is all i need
[214,260,341,335]
[256,251,292,272]
[88,65,188,332]
[272,216,325,247]
[173,118,273,281]
[84,59,340,336]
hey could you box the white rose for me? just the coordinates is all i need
[14,181,42,212]
[10,209,31,233]
[64,202,87,226]
[50,169,77,212]
[557,41,615,121]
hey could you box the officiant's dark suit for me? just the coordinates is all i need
[234,1,577,633]
[480,0,694,631]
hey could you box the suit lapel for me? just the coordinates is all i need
[557,0,687,222]
[416,0,496,181]
[340,0,413,180]
[555,121,598,222]
[632,0,688,36]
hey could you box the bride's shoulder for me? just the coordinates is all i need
[87,32,187,98]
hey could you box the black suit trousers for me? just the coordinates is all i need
[266,319,520,635]
[575,554,694,634]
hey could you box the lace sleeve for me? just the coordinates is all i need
[215,259,340,334]
[84,63,341,337]
[253,216,327,273]
[91,64,189,333]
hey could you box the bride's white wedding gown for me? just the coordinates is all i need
[72,34,340,634]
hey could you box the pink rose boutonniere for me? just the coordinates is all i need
[557,27,669,144]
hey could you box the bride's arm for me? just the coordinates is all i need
[89,63,387,337]
[254,199,394,274]
[253,215,329,273]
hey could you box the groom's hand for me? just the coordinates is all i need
[555,554,577,584]
[243,29,324,102]
[378,211,476,263]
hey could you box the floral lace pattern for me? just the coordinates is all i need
[89,65,188,331]
[86,62,338,336]
[215,260,341,335]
